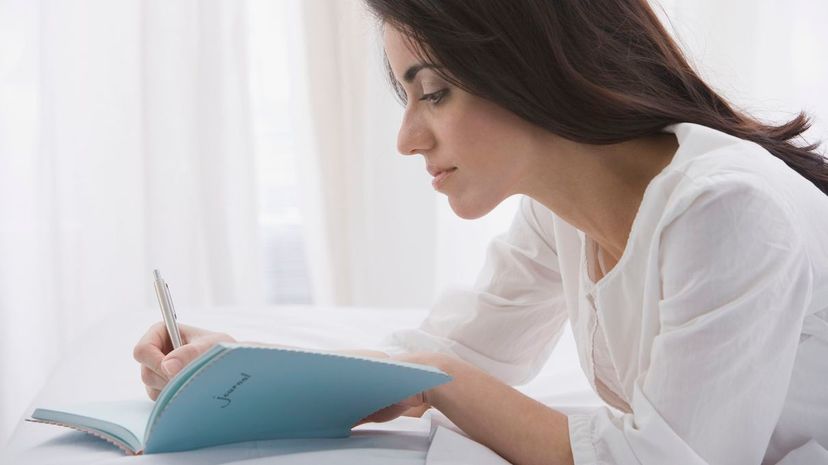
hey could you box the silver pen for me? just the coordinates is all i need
[153,269,183,349]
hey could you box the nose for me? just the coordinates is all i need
[396,109,435,156]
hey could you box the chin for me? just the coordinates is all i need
[447,196,498,220]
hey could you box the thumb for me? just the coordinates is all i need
[161,339,216,377]
[399,392,425,408]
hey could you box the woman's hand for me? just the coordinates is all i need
[351,349,574,464]
[353,392,431,427]
[352,352,453,427]
[132,322,236,401]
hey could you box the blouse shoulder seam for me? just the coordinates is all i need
[521,195,559,256]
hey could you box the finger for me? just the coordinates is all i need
[176,323,200,345]
[399,393,425,408]
[133,322,170,374]
[161,335,226,377]
[355,393,428,427]
[145,385,160,401]
[141,365,169,391]
[402,404,431,418]
[357,403,408,425]
[176,324,230,345]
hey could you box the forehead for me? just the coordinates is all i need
[382,26,424,80]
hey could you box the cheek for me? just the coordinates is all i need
[441,109,526,218]
[444,96,529,155]
[442,100,529,162]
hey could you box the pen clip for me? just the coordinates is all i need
[164,283,177,320]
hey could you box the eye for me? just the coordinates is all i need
[419,89,448,105]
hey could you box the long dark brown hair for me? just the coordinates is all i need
[364,0,828,195]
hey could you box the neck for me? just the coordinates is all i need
[521,132,678,262]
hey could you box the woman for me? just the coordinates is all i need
[133,1,828,463]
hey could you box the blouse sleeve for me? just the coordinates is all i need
[568,175,814,465]
[377,195,569,385]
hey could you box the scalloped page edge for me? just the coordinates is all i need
[25,418,142,455]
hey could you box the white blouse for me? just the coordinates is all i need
[379,123,828,464]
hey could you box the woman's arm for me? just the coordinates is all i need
[421,353,574,465]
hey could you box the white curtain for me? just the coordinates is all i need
[295,0,440,307]
[294,0,523,308]
[0,0,264,443]
[657,0,828,140]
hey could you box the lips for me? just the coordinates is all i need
[427,165,458,177]
[431,167,457,189]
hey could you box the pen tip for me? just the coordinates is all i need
[153,269,161,280]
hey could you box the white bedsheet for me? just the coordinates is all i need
[0,305,600,464]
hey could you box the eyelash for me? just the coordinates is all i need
[419,89,448,105]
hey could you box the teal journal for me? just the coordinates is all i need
[27,343,452,455]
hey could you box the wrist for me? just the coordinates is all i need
[437,357,467,407]
[406,353,464,408]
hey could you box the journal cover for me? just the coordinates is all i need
[27,343,452,454]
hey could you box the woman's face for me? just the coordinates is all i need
[383,26,542,219]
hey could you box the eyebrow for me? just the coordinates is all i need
[403,63,441,83]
